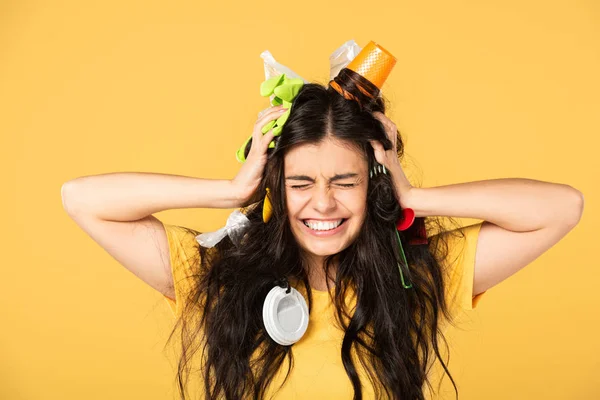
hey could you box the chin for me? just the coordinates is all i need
[297,236,355,258]
[304,243,345,257]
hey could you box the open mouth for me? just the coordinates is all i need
[302,219,347,231]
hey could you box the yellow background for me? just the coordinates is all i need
[2,1,598,398]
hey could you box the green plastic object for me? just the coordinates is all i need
[260,75,285,97]
[236,73,304,162]
[236,135,252,163]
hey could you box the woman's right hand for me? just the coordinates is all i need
[231,105,288,206]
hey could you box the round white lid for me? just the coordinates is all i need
[262,285,309,345]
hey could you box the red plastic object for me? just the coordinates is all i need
[407,219,429,245]
[396,208,415,231]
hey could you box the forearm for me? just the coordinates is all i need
[61,172,241,221]
[404,178,584,232]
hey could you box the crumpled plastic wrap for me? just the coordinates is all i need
[328,39,362,81]
[257,39,363,119]
[195,210,251,248]
[224,40,367,238]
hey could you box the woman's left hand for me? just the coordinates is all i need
[370,111,414,209]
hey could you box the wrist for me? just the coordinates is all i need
[400,186,417,209]
[228,180,245,208]
[387,163,412,205]
[402,187,427,217]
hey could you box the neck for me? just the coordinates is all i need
[302,252,338,290]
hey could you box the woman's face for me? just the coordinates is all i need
[284,137,368,258]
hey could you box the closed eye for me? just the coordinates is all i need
[291,183,356,189]
[291,183,357,189]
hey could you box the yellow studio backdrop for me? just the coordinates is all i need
[1,1,597,399]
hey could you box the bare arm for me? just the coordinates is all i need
[404,178,584,296]
[61,172,242,221]
[405,178,584,230]
[62,106,287,301]
[367,112,585,300]
[61,173,243,300]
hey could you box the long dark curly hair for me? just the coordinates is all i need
[164,69,468,400]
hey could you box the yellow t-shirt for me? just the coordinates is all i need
[161,221,486,399]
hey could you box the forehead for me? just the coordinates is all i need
[284,138,367,175]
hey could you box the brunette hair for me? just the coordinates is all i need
[165,69,468,400]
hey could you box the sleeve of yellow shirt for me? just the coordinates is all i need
[161,220,487,319]
[161,222,202,318]
[430,222,487,316]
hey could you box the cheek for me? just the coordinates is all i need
[336,190,368,215]
[285,189,310,215]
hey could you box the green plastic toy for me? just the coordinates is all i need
[236,74,304,162]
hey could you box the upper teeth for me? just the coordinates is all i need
[304,219,343,231]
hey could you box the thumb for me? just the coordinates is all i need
[369,140,386,164]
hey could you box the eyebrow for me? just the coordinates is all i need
[285,173,359,182]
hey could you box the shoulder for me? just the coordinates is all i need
[428,222,486,313]
[161,223,203,316]
[428,222,483,263]
[163,223,202,259]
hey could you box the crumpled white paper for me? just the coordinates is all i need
[195,210,251,248]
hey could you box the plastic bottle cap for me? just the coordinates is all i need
[262,286,309,346]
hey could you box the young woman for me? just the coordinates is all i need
[62,72,583,399]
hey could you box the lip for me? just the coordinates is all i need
[299,218,348,237]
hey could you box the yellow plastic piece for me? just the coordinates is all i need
[262,188,273,223]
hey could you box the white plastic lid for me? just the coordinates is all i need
[262,285,309,346]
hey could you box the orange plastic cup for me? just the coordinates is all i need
[345,40,397,90]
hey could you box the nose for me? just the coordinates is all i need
[311,185,336,214]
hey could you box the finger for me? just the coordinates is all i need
[257,104,286,119]
[373,111,395,130]
[372,111,388,124]
[369,139,384,151]
[369,139,386,163]
[260,128,276,152]
[250,111,283,152]
[252,107,287,145]
[372,112,392,131]
[246,128,275,162]
[255,105,287,129]
[370,140,387,165]
[376,116,397,144]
